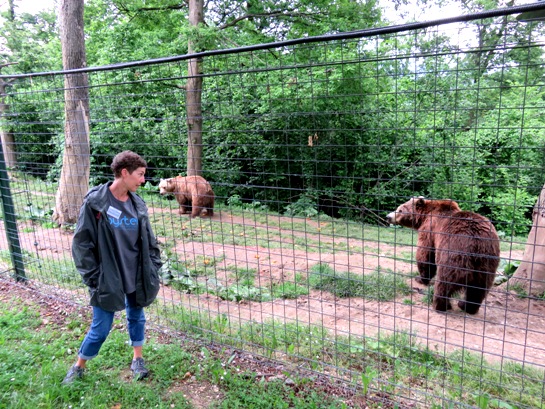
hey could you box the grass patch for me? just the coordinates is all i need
[150,204,418,254]
[227,266,257,286]
[0,251,82,289]
[209,273,309,303]
[0,293,354,409]
[159,303,545,409]
[422,286,434,306]
[308,264,411,301]
[150,203,526,260]
[3,283,545,409]
[210,374,343,409]
[269,274,310,299]
[184,254,225,276]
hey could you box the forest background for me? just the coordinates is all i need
[1,0,544,238]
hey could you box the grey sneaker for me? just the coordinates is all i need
[130,357,149,380]
[62,365,84,385]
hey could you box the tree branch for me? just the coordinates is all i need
[217,11,315,30]
[0,62,19,70]
[114,1,188,15]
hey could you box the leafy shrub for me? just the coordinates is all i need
[285,192,319,218]
[215,284,272,302]
[227,194,243,208]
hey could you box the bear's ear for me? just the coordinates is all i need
[415,197,426,208]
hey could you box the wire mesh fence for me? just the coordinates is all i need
[2,5,545,408]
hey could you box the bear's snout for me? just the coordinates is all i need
[386,212,396,224]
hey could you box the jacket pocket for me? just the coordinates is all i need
[148,264,161,298]
[89,286,98,305]
[140,263,160,307]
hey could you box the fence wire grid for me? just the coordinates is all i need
[2,4,545,408]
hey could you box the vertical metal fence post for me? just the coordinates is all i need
[0,138,26,282]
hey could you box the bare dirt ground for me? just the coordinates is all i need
[1,209,544,372]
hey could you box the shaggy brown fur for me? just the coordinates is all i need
[386,197,500,314]
[159,175,214,218]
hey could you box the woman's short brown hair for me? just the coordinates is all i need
[110,151,147,177]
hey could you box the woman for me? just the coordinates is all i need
[62,151,162,384]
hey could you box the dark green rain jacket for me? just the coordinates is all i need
[72,182,162,312]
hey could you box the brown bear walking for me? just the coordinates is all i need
[386,197,500,314]
[158,175,214,218]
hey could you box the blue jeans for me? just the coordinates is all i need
[78,292,146,360]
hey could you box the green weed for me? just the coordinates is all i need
[308,264,411,301]
[227,266,257,286]
[270,274,309,299]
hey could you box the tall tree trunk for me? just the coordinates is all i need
[6,0,14,21]
[52,0,90,226]
[504,183,545,296]
[1,0,17,172]
[186,0,204,176]
[0,72,17,171]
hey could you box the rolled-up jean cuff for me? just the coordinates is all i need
[78,352,98,361]
[129,339,145,347]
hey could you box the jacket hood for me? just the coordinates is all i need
[85,182,148,216]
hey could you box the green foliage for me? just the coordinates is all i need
[4,3,544,230]
[160,259,203,293]
[0,8,61,73]
[487,189,534,236]
[227,194,244,208]
[284,191,319,218]
[215,283,272,302]
[360,366,378,396]
[474,392,518,409]
[228,266,257,286]
[498,259,519,278]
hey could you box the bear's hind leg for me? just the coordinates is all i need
[458,286,486,314]
[432,278,453,312]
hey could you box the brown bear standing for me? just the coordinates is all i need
[386,197,500,314]
[158,175,214,218]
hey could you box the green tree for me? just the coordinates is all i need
[0,6,60,73]
[0,2,61,171]
[79,0,384,178]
